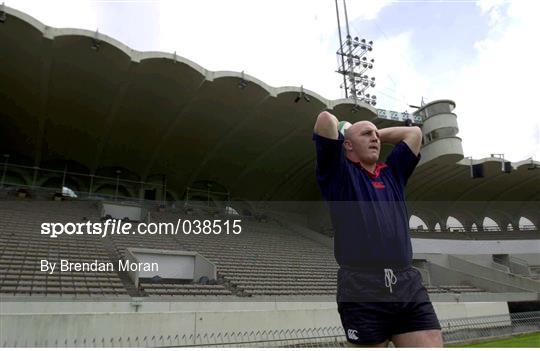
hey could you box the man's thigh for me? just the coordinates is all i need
[392,329,443,347]
[338,302,396,346]
[391,270,442,342]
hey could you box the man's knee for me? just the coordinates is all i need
[427,329,443,347]
[423,329,443,346]
[392,329,442,347]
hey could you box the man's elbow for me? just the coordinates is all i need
[314,111,339,139]
[411,126,422,139]
[405,126,422,155]
[315,111,337,129]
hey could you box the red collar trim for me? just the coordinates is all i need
[365,163,388,178]
[347,158,388,178]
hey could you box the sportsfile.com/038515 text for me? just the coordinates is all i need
[40,219,243,238]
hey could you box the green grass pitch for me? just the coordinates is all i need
[451,332,540,347]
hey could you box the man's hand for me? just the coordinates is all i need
[314,111,339,140]
[378,126,422,156]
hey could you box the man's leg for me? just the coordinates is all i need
[391,329,443,347]
[338,302,393,347]
[390,268,443,347]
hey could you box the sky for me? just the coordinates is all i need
[8,0,540,162]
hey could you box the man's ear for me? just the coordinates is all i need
[343,139,352,151]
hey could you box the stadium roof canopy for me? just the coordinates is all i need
[0,6,539,204]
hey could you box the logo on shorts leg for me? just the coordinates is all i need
[347,329,359,341]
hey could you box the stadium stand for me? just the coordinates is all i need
[2,199,519,298]
[151,210,338,296]
[0,200,128,296]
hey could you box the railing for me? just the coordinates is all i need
[410,225,538,233]
[0,184,242,215]
[0,162,164,192]
[182,327,346,348]
[414,225,538,232]
[416,267,432,285]
[491,261,511,273]
[377,109,423,124]
[511,256,531,266]
[182,312,538,347]
[0,183,153,205]
[2,177,539,234]
[225,312,540,347]
[510,257,532,276]
[3,312,539,347]
[442,311,540,345]
[2,327,348,348]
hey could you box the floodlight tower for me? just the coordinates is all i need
[335,0,376,106]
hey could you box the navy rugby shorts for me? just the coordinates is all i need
[337,266,441,345]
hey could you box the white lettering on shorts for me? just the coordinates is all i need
[347,329,359,341]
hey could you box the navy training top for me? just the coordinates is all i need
[312,132,421,268]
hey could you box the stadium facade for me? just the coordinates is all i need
[1,6,539,347]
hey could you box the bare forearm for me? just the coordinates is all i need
[379,127,413,145]
[379,126,423,156]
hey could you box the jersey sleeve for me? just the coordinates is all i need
[312,132,345,186]
[385,140,421,187]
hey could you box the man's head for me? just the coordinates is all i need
[343,121,380,165]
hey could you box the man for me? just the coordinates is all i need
[312,111,443,347]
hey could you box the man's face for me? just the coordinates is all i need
[344,121,380,163]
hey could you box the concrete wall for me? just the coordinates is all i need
[417,137,464,166]
[0,300,509,347]
[194,254,217,281]
[1,301,340,347]
[101,202,142,221]
[448,255,540,292]
[415,253,450,266]
[125,248,216,285]
[412,239,540,255]
[434,302,509,321]
[514,254,540,265]
[428,261,529,293]
[455,254,493,266]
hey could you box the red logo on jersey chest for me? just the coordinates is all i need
[372,181,386,189]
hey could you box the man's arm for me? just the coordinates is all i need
[314,111,339,140]
[378,126,422,156]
